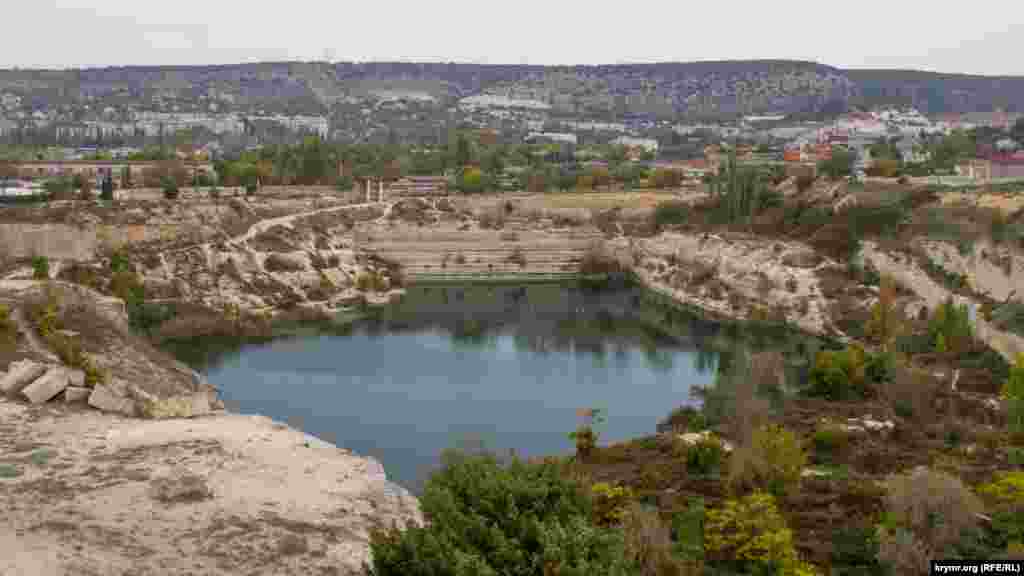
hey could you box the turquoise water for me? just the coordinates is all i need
[176,282,804,490]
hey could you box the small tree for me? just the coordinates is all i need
[162,177,180,200]
[1004,354,1024,437]
[866,274,905,352]
[31,256,50,280]
[79,177,94,200]
[100,176,114,201]
[818,149,855,180]
[569,407,606,460]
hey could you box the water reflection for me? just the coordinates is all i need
[167,281,826,490]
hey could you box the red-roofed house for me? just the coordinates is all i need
[990,152,1024,179]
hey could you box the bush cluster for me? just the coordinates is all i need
[1003,354,1024,437]
[686,435,725,476]
[591,482,634,527]
[877,468,983,573]
[31,256,49,280]
[367,453,632,576]
[0,304,17,348]
[652,201,690,229]
[25,287,106,387]
[928,298,975,354]
[704,492,818,576]
[806,346,890,401]
[728,424,807,499]
[811,422,851,464]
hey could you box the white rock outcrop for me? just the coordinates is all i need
[21,367,71,404]
[0,360,47,395]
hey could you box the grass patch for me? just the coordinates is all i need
[29,449,54,466]
[0,303,17,349]
[991,302,1024,338]
[0,464,21,478]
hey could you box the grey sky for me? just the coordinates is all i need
[2,0,1022,75]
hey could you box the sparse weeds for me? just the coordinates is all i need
[686,435,725,476]
[0,464,21,478]
[0,304,17,349]
[704,492,818,575]
[569,407,605,460]
[31,255,49,280]
[591,482,634,526]
[727,424,807,499]
[264,253,305,273]
[811,422,852,464]
[879,468,983,564]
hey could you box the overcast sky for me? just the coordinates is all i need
[2,0,1022,75]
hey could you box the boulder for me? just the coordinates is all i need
[677,430,734,453]
[64,386,91,403]
[0,360,47,396]
[88,385,137,416]
[67,369,85,388]
[22,367,71,404]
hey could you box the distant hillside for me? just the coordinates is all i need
[0,60,1021,119]
[843,68,1024,114]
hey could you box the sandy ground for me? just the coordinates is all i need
[0,399,421,576]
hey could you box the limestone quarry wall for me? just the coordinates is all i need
[0,223,182,261]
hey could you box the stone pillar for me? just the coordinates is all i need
[379,180,384,203]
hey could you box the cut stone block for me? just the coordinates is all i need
[67,370,85,388]
[0,360,47,395]
[88,385,136,416]
[64,386,91,404]
[22,367,70,404]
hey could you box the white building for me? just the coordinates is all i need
[525,132,577,145]
[460,94,552,111]
[611,136,659,152]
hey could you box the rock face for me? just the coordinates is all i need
[21,367,71,404]
[64,387,91,403]
[0,398,422,576]
[88,385,137,416]
[0,360,47,396]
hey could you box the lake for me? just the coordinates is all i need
[172,281,814,490]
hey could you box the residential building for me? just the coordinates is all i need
[388,176,449,197]
[10,160,214,188]
[525,132,578,145]
[611,136,659,152]
[990,153,1024,179]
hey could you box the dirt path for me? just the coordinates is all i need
[229,201,382,246]
[9,306,57,363]
[862,241,1024,362]
[0,398,421,576]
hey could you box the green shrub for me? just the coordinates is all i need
[880,468,983,561]
[653,201,690,229]
[366,453,631,576]
[569,408,605,460]
[31,256,49,279]
[704,492,818,575]
[991,303,1024,338]
[686,436,725,476]
[1001,353,1024,438]
[806,346,888,401]
[591,482,634,527]
[657,405,708,434]
[621,504,690,576]
[830,525,891,576]
[0,464,21,478]
[163,181,179,200]
[728,424,807,499]
[978,472,1024,506]
[928,298,974,354]
[670,498,705,563]
[811,422,851,464]
[0,304,17,348]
